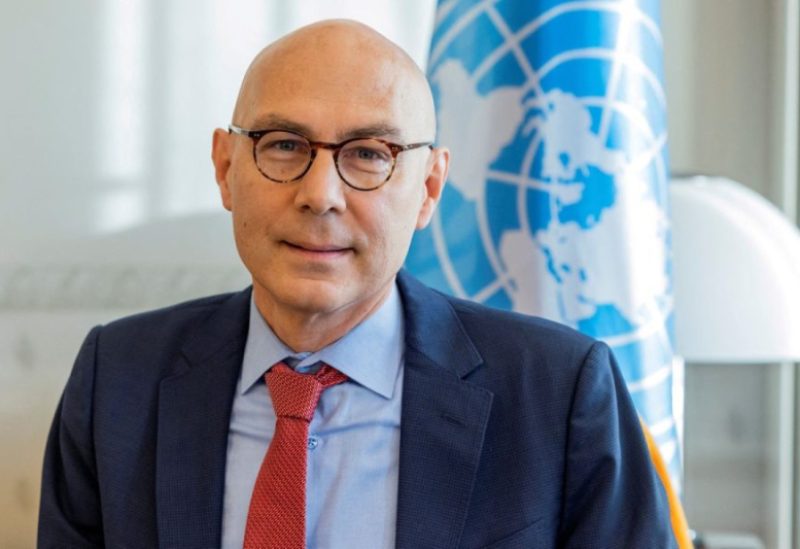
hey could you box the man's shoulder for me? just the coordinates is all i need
[399,271,596,353]
[92,288,252,358]
[448,293,594,346]
[445,292,600,372]
[104,290,246,330]
[397,271,601,390]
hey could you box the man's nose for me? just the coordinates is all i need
[293,150,347,214]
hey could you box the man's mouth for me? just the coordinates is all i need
[283,240,352,255]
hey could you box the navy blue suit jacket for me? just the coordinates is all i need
[39,271,679,548]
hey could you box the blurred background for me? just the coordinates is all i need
[1,1,798,547]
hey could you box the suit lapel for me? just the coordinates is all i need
[155,288,251,549]
[395,272,494,549]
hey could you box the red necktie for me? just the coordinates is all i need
[243,362,347,549]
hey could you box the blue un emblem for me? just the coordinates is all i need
[406,0,680,481]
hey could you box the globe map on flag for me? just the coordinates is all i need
[406,1,679,477]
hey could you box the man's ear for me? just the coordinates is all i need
[416,147,449,230]
[212,128,233,211]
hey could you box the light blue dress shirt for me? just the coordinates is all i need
[221,284,404,549]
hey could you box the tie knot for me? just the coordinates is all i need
[265,362,347,421]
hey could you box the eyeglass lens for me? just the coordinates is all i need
[254,131,394,189]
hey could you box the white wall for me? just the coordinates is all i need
[663,1,799,547]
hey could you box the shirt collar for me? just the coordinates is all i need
[240,283,404,400]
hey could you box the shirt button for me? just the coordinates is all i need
[307,436,319,450]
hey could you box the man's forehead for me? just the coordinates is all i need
[232,20,435,138]
[237,63,425,140]
[246,113,406,142]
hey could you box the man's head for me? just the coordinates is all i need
[212,20,449,350]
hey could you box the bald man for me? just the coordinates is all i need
[39,20,685,549]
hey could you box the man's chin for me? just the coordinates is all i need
[255,277,351,314]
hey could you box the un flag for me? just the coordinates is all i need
[406,0,680,487]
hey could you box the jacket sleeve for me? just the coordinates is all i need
[558,341,681,549]
[38,326,104,548]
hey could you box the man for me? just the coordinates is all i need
[39,19,688,549]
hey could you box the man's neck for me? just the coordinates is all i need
[252,281,395,353]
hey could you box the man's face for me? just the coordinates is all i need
[213,28,447,337]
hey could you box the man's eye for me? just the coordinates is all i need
[348,146,390,162]
[259,138,308,157]
[357,148,380,160]
[272,140,299,151]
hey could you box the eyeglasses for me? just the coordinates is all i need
[229,125,433,191]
